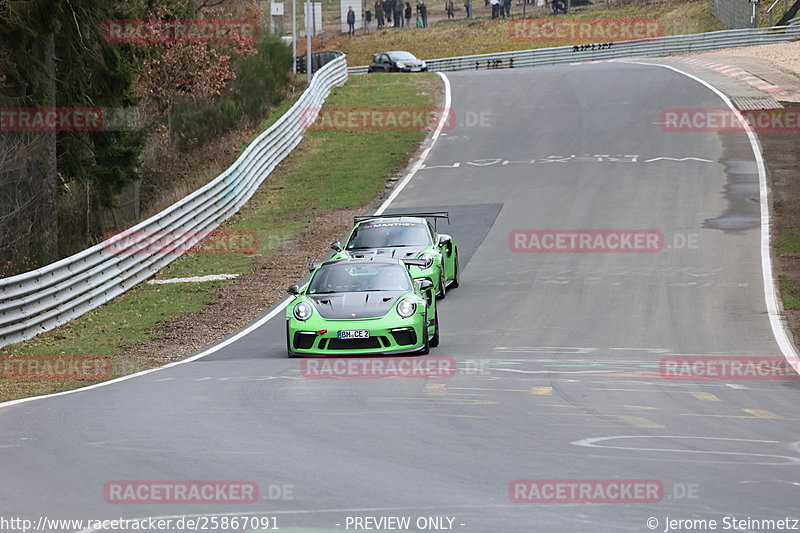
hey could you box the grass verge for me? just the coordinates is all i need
[0,73,441,403]
[779,275,800,310]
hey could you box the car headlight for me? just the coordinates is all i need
[396,298,417,318]
[419,253,434,269]
[396,62,406,68]
[420,61,427,68]
[293,302,313,321]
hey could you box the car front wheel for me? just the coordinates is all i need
[429,312,439,348]
[450,254,460,289]
[420,313,431,355]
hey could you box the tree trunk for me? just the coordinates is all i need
[36,32,59,261]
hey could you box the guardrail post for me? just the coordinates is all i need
[753,0,759,28]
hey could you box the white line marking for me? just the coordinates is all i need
[628,61,800,377]
[495,368,620,375]
[374,72,451,215]
[572,435,800,465]
[0,73,454,411]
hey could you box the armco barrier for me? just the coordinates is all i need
[0,53,348,348]
[348,25,800,74]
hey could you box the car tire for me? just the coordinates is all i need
[286,323,300,358]
[420,313,431,355]
[450,254,460,289]
[429,312,440,348]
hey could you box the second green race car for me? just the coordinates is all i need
[331,212,459,299]
[286,256,439,357]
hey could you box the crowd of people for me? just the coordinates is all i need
[487,0,511,19]
[353,0,569,36]
[361,0,428,33]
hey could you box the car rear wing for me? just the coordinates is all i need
[354,212,449,224]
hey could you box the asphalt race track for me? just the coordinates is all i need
[2,63,800,533]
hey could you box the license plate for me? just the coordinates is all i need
[338,330,369,339]
[410,68,421,72]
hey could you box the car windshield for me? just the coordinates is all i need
[308,263,412,294]
[346,221,432,249]
[388,51,417,61]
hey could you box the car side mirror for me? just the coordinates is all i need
[287,284,300,295]
[419,279,434,291]
[331,241,343,252]
[437,234,452,246]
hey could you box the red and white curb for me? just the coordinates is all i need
[668,58,786,95]
[571,57,787,96]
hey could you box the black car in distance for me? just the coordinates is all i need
[368,51,428,73]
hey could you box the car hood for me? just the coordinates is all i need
[347,246,428,261]
[309,290,408,319]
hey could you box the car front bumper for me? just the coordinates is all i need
[286,314,428,356]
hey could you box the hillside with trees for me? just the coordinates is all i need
[0,0,292,275]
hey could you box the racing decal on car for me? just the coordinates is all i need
[360,222,420,229]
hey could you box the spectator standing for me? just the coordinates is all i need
[417,0,427,27]
[395,0,404,27]
[365,8,372,31]
[445,0,454,18]
[405,2,412,28]
[375,0,384,27]
[502,0,511,17]
[490,0,499,18]
[346,6,356,36]
[384,0,393,24]
[463,0,471,18]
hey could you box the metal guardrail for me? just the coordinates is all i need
[348,25,800,74]
[0,53,348,348]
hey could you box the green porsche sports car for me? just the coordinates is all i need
[286,256,439,357]
[330,212,459,299]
